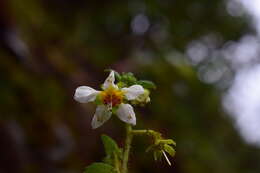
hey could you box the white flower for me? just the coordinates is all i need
[74,71,145,129]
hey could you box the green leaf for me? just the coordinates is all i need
[145,145,154,153]
[116,81,127,88]
[153,151,163,161]
[120,72,137,85]
[137,80,156,89]
[153,151,158,161]
[164,144,176,157]
[103,155,113,165]
[101,135,120,156]
[84,163,116,173]
[160,139,176,146]
[114,71,121,81]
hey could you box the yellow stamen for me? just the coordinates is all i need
[100,86,124,107]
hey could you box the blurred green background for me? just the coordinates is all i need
[1,0,260,172]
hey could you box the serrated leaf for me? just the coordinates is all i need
[164,144,176,157]
[84,163,116,173]
[101,135,120,156]
[137,80,156,89]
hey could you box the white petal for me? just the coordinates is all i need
[116,104,136,125]
[122,85,145,100]
[103,71,117,89]
[74,86,99,103]
[91,105,112,129]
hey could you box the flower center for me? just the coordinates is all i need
[100,87,124,107]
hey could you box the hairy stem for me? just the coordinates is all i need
[122,124,133,173]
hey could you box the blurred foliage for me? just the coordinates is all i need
[0,0,260,173]
[84,162,117,173]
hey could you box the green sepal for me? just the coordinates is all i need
[111,106,119,114]
[94,94,103,105]
[84,162,117,173]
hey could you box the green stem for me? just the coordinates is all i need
[113,152,120,173]
[122,124,133,173]
[131,129,163,145]
[131,129,155,136]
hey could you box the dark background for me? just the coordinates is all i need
[1,0,260,173]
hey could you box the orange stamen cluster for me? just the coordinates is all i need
[100,87,124,107]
